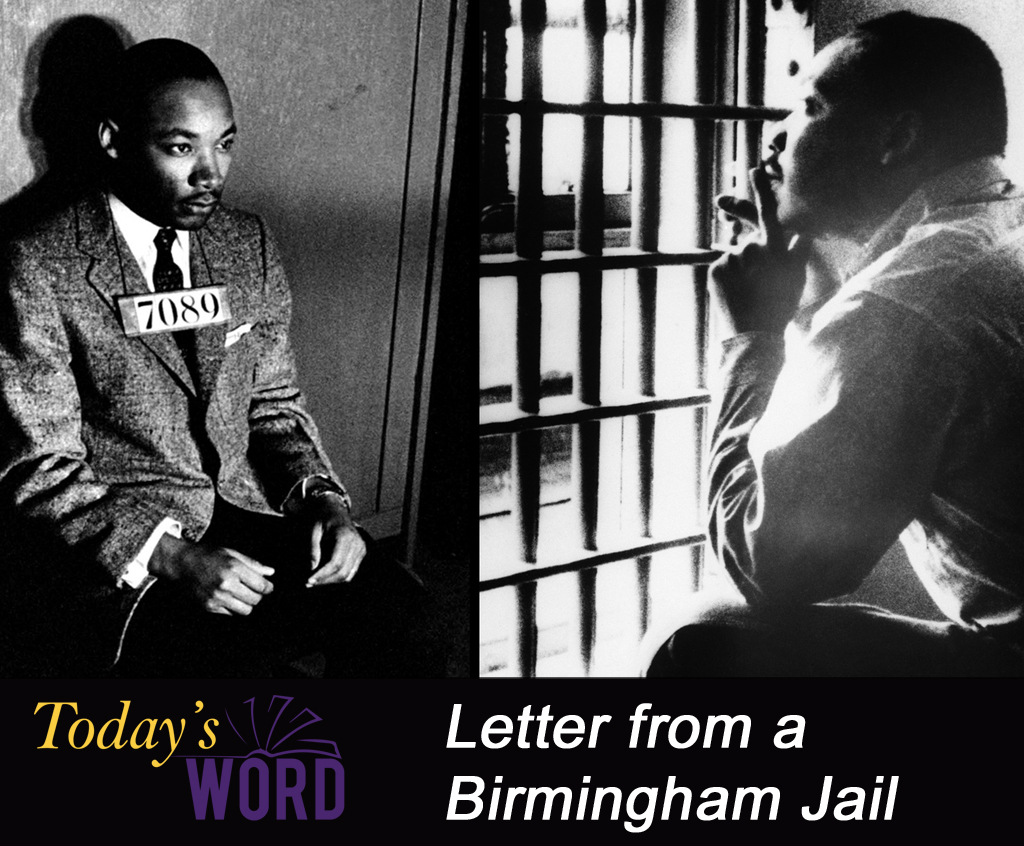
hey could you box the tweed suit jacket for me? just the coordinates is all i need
[0,192,342,672]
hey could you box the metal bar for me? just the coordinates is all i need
[515,0,545,260]
[630,2,662,580]
[687,544,702,593]
[480,532,708,591]
[740,0,766,109]
[578,567,598,675]
[480,391,711,437]
[637,268,657,395]
[575,419,600,550]
[692,0,718,251]
[735,0,768,212]
[480,248,720,275]
[576,0,605,427]
[577,268,602,405]
[514,271,542,412]
[514,581,538,676]
[637,411,654,536]
[483,97,787,121]
[636,554,651,636]
[715,1,740,240]
[480,1,512,208]
[576,0,605,256]
[512,428,541,562]
[631,0,664,253]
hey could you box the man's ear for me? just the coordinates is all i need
[98,118,121,160]
[879,110,923,167]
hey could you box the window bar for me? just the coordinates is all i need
[716,0,740,239]
[577,565,598,673]
[514,580,539,676]
[688,0,725,592]
[572,0,608,676]
[631,0,663,635]
[514,0,545,414]
[512,0,546,676]
[737,0,767,197]
[481,1,512,211]
[637,554,652,635]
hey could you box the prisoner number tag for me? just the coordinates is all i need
[117,285,231,337]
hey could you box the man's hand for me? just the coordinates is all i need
[302,493,366,587]
[150,534,275,615]
[709,167,810,336]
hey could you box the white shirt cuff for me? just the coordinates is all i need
[120,517,182,588]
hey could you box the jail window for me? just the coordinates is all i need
[480,0,812,676]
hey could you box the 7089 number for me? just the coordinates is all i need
[118,285,231,337]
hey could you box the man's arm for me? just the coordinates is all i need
[707,170,959,605]
[0,240,166,585]
[246,220,366,585]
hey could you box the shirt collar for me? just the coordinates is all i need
[850,156,1013,277]
[106,192,185,261]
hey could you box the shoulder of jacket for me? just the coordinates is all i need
[203,202,266,239]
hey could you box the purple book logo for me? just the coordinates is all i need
[184,695,344,821]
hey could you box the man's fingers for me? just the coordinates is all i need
[749,167,784,251]
[307,528,366,587]
[208,591,256,616]
[223,548,274,576]
[223,549,275,595]
[715,194,759,227]
[308,521,324,570]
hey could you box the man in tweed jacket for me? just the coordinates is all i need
[0,39,405,676]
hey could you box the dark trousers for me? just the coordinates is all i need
[117,499,442,678]
[645,595,1024,677]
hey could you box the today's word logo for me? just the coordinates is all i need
[184,694,344,821]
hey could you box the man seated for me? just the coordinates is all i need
[0,39,432,677]
[647,12,1024,676]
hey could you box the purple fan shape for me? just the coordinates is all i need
[221,695,341,759]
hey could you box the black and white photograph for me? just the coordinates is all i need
[0,0,470,679]
[478,0,1024,678]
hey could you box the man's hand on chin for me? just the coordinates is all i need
[301,492,367,587]
[710,167,810,336]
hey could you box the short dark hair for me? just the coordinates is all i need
[105,38,225,129]
[849,12,1007,163]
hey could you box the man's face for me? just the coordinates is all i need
[764,37,888,239]
[107,78,236,230]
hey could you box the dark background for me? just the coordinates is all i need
[6,678,1019,835]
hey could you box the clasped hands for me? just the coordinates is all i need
[151,493,366,616]
[710,168,810,336]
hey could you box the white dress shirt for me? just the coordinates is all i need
[709,157,1024,645]
[107,193,192,289]
[108,193,185,588]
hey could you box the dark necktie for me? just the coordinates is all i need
[153,228,184,292]
[152,228,199,388]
